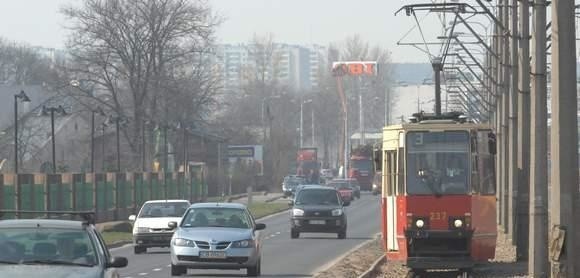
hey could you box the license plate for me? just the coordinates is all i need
[199,251,226,259]
[310,220,325,225]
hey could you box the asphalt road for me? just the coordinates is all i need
[111,193,381,278]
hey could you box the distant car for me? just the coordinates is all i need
[129,199,191,254]
[372,172,382,196]
[169,202,266,277]
[289,185,349,239]
[320,169,334,179]
[282,175,307,197]
[327,179,360,199]
[0,211,128,278]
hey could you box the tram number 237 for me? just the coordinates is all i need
[430,212,447,221]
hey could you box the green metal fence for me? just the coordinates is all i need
[0,172,206,222]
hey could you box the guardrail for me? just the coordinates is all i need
[0,172,207,223]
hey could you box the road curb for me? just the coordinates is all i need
[312,233,381,277]
[357,254,386,278]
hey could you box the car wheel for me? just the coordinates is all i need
[171,264,187,276]
[134,246,146,254]
[247,258,261,277]
[338,229,347,239]
[291,229,300,239]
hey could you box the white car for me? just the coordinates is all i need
[129,199,191,254]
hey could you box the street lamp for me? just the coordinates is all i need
[107,115,127,172]
[14,90,31,173]
[40,105,68,173]
[300,98,313,148]
[90,107,105,173]
[261,95,282,142]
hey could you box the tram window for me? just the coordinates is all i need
[397,148,404,195]
[478,130,496,195]
[406,131,470,195]
[385,150,397,196]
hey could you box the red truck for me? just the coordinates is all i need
[348,145,374,191]
[296,148,320,184]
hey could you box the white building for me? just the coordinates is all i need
[215,43,326,93]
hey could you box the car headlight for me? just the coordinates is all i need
[454,219,463,228]
[292,209,304,216]
[232,239,254,248]
[137,227,150,233]
[173,238,196,247]
[331,209,343,216]
[416,219,425,228]
[372,184,377,189]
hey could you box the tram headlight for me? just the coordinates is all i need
[415,219,425,228]
[454,219,463,228]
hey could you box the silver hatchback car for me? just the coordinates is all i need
[169,202,266,277]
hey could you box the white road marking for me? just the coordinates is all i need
[275,232,281,235]
[167,264,171,267]
[138,273,148,276]
[153,268,162,271]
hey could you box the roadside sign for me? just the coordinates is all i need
[332,61,378,76]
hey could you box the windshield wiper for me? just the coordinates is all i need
[21,260,94,267]
[0,260,18,264]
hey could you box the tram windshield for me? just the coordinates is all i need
[406,131,470,195]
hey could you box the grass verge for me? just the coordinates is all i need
[102,231,132,246]
[248,202,289,219]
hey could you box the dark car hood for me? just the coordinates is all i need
[294,204,342,211]
[0,265,102,278]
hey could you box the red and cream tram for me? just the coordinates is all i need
[375,112,497,277]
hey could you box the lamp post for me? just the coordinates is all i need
[40,105,67,173]
[107,115,126,172]
[300,98,313,148]
[261,95,281,143]
[14,90,31,173]
[90,107,105,173]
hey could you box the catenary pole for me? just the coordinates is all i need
[528,0,548,275]
[516,0,530,261]
[549,0,579,276]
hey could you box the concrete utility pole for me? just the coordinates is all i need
[498,0,510,233]
[516,0,530,261]
[550,0,580,276]
[502,0,511,236]
[528,0,548,275]
[493,7,503,227]
[507,0,519,245]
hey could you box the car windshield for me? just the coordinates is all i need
[0,228,98,266]
[295,189,340,205]
[406,131,470,195]
[181,208,251,229]
[138,202,189,218]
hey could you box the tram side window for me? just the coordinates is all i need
[397,148,404,195]
[385,150,397,196]
[478,131,496,195]
[471,131,480,194]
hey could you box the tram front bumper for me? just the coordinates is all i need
[404,229,474,270]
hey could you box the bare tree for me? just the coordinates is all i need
[61,0,222,170]
[0,37,59,85]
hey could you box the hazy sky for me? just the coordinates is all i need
[0,0,462,63]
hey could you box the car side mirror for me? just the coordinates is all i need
[343,201,350,207]
[107,256,128,268]
[128,215,136,222]
[255,223,266,230]
[168,221,178,229]
[288,200,293,207]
